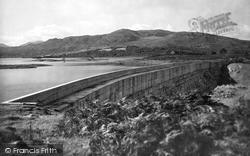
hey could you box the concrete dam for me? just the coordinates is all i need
[2,60,230,111]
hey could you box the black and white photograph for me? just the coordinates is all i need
[0,0,250,155]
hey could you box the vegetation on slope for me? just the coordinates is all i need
[1,84,249,156]
[54,87,250,156]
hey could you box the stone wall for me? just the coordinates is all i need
[76,61,225,108]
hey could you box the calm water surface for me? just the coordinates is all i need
[0,58,133,102]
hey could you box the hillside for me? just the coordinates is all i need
[0,29,250,58]
[20,40,44,46]
[0,43,9,48]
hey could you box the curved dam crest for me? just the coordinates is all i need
[2,60,234,111]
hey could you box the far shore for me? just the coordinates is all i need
[30,57,176,66]
[1,57,248,69]
[0,64,52,69]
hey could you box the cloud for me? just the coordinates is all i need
[239,24,250,39]
[0,24,72,46]
[130,23,174,31]
[130,23,152,30]
[225,24,250,40]
[25,24,72,40]
[165,25,174,31]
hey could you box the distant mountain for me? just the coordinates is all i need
[20,40,44,46]
[0,43,9,47]
[0,29,249,58]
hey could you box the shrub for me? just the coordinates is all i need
[54,90,250,156]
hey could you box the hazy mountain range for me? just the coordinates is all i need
[0,29,250,58]
[0,43,9,48]
[20,41,44,47]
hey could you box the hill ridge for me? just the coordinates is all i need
[0,29,249,58]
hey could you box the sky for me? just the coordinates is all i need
[0,0,250,46]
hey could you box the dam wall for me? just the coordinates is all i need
[78,61,224,106]
[2,60,227,107]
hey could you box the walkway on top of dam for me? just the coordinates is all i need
[44,61,195,111]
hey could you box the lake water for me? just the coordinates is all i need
[0,58,134,102]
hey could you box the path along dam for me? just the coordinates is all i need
[2,60,234,111]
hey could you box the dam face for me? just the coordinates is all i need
[2,60,230,111]
[80,61,223,104]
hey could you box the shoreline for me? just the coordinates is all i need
[1,57,248,68]
[0,64,52,69]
